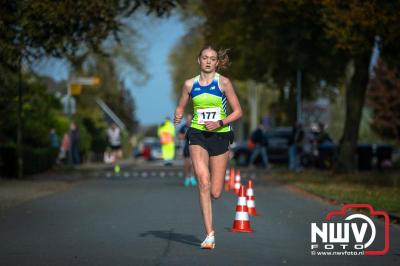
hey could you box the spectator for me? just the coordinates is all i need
[49,128,60,149]
[249,120,269,169]
[158,117,175,166]
[70,122,80,165]
[179,114,196,187]
[58,132,70,164]
[317,122,333,146]
[289,122,304,171]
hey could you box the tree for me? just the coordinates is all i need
[0,72,61,147]
[196,0,347,125]
[367,60,400,143]
[172,0,400,173]
[169,31,205,101]
[0,0,183,177]
[69,28,145,134]
[320,0,400,173]
[0,0,184,69]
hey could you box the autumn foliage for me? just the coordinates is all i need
[368,60,400,143]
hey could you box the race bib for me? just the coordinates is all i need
[197,107,221,124]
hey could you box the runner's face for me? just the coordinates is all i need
[198,49,219,73]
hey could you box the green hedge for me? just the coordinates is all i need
[0,145,58,177]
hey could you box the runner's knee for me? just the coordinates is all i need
[197,171,210,192]
[198,181,210,193]
[211,190,221,199]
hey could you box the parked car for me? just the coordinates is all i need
[314,143,394,171]
[265,127,292,162]
[134,137,162,161]
[232,127,292,166]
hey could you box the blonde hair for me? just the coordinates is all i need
[198,46,231,71]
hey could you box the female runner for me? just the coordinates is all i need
[174,46,242,249]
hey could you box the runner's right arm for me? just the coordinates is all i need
[174,79,192,125]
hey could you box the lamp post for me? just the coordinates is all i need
[248,80,259,131]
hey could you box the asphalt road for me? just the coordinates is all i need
[0,162,399,266]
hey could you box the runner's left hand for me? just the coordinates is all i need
[205,121,220,131]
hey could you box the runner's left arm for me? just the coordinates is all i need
[204,76,242,131]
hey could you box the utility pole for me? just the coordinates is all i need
[17,56,23,178]
[248,80,258,131]
[67,84,74,166]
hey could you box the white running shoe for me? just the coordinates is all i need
[200,232,215,249]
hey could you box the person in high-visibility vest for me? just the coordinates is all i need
[158,117,176,165]
[174,46,243,249]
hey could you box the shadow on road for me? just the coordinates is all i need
[139,230,201,246]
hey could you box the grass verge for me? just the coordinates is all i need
[272,170,400,215]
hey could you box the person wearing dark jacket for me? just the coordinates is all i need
[249,121,268,169]
[70,122,80,165]
[289,122,304,171]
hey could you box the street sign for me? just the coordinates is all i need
[70,84,82,95]
[70,77,101,86]
[61,95,76,115]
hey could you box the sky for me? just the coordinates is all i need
[34,12,187,126]
[131,14,186,126]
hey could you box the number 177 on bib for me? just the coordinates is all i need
[197,107,221,124]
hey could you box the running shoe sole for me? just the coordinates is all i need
[200,243,215,249]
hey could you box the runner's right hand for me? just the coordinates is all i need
[174,112,183,125]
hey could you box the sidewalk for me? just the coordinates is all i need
[0,158,193,214]
[0,161,112,213]
[0,178,75,213]
[0,158,148,213]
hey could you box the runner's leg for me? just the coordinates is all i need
[184,157,191,186]
[190,145,213,234]
[209,151,230,199]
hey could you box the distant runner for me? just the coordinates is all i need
[107,122,122,173]
[178,114,196,187]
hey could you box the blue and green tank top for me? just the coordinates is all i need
[189,73,231,132]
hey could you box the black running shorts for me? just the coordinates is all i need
[111,145,121,150]
[187,127,234,156]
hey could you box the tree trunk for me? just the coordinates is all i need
[334,54,371,174]
[278,85,285,106]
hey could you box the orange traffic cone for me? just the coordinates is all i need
[224,169,230,191]
[230,185,254,233]
[229,168,235,191]
[246,180,258,216]
[234,170,241,195]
